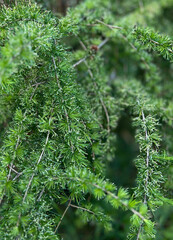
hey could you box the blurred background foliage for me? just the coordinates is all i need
[36,0,81,14]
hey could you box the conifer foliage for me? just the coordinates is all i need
[0,0,173,239]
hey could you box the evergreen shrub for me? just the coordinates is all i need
[0,0,173,239]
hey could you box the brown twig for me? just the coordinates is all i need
[96,19,122,30]
[37,187,45,202]
[12,171,23,181]
[73,57,87,68]
[55,199,72,233]
[70,204,95,214]
[98,38,109,49]
[7,136,20,181]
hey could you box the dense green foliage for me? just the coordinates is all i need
[0,0,173,239]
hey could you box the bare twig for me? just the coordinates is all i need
[12,171,23,181]
[37,187,45,202]
[73,57,87,68]
[31,81,46,87]
[98,38,109,49]
[8,166,19,175]
[7,136,20,181]
[79,40,87,51]
[70,204,94,214]
[86,23,99,27]
[168,48,173,54]
[55,199,72,233]
[96,19,122,30]
[30,84,39,100]
[136,224,142,240]
[52,57,61,88]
